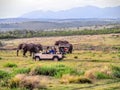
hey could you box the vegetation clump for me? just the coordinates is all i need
[84,66,112,79]
[111,65,120,78]
[95,72,111,79]
[4,63,17,68]
[60,74,92,84]
[30,64,78,78]
[13,68,31,75]
[0,70,10,79]
[8,74,46,90]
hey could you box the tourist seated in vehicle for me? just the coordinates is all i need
[59,47,65,54]
[46,46,50,54]
[49,47,56,54]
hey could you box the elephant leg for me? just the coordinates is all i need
[70,50,72,54]
[30,51,32,56]
[23,49,27,57]
[17,49,19,56]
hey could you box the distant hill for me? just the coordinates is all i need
[0,18,120,31]
[21,6,120,19]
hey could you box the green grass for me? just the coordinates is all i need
[0,70,10,79]
[4,63,17,68]
[111,65,120,78]
[95,72,111,79]
[30,64,78,78]
[13,68,31,75]
[0,50,120,90]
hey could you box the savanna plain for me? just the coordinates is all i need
[0,34,120,90]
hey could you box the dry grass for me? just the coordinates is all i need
[60,74,92,84]
[84,66,112,79]
[1,34,120,49]
[8,74,53,89]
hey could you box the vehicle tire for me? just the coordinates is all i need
[53,57,59,61]
[35,56,40,61]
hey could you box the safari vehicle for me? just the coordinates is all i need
[33,53,64,61]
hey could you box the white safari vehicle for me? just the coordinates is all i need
[33,53,64,61]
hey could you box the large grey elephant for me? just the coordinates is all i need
[17,43,43,57]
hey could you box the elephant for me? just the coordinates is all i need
[55,40,69,46]
[17,43,43,57]
[55,40,73,54]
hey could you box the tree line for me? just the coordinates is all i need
[0,28,120,39]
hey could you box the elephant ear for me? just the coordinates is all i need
[37,44,43,51]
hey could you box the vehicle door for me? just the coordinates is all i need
[41,53,53,59]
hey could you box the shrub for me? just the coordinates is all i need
[60,74,92,84]
[4,63,17,68]
[29,66,56,76]
[30,65,78,78]
[95,72,111,79]
[0,57,2,60]
[111,65,120,78]
[0,70,10,79]
[55,65,77,78]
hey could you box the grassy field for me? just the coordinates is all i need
[0,34,120,90]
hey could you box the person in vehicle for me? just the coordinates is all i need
[46,46,50,54]
[49,47,56,54]
[59,47,65,54]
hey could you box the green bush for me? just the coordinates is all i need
[0,57,2,60]
[95,72,111,79]
[0,70,10,79]
[4,63,17,68]
[55,65,78,78]
[30,65,78,78]
[32,66,56,76]
[111,65,120,78]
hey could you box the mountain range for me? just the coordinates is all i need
[0,18,120,31]
[0,6,120,31]
[21,6,120,19]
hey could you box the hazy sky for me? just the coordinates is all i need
[0,0,120,18]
